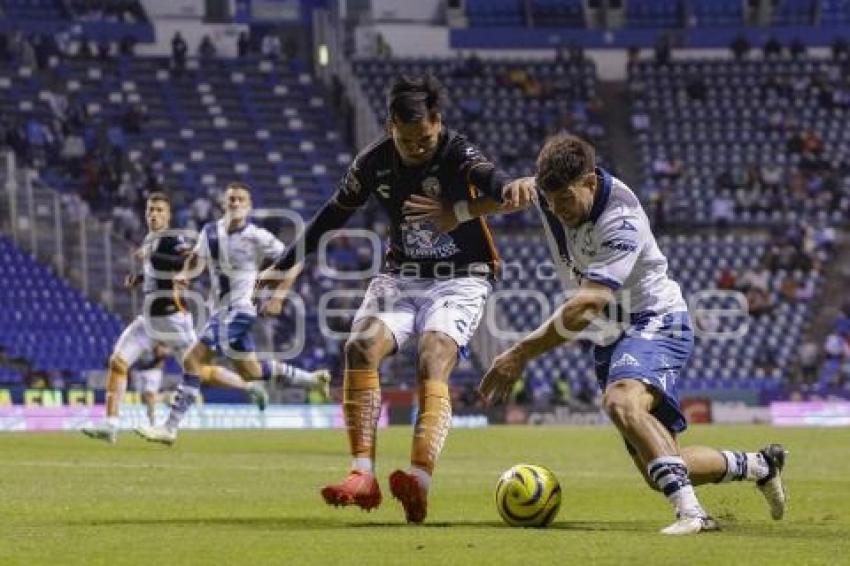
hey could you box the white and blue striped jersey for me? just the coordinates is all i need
[535,168,687,317]
[194,219,285,315]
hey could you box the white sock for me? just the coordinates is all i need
[408,466,432,492]
[106,416,120,429]
[352,457,373,474]
[647,456,705,518]
[274,361,317,387]
[720,450,770,482]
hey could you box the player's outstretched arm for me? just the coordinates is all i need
[256,263,303,316]
[402,178,534,233]
[478,280,612,404]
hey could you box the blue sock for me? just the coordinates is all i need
[260,360,274,380]
[166,374,201,431]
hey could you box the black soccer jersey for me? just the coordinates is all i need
[334,128,506,278]
[141,233,191,316]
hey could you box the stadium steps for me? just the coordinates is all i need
[801,229,850,359]
[597,80,640,188]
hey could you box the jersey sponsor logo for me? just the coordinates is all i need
[422,176,441,198]
[401,222,460,259]
[619,219,638,231]
[602,237,638,252]
[611,353,640,369]
[376,184,391,199]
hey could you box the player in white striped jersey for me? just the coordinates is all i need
[456,134,786,535]
[136,182,329,445]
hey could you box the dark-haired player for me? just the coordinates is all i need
[136,182,330,445]
[257,75,533,523]
[82,192,197,444]
[478,133,788,535]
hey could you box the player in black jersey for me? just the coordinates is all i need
[256,75,533,522]
[82,192,198,443]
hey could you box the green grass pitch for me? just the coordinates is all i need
[0,425,847,565]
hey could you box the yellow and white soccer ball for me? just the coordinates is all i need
[495,464,562,527]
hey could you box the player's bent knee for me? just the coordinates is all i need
[345,335,384,368]
[603,387,644,429]
[108,355,128,378]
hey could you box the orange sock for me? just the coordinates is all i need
[343,369,381,468]
[106,356,128,418]
[411,380,451,476]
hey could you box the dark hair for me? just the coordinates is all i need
[147,191,171,207]
[535,133,596,193]
[387,75,443,123]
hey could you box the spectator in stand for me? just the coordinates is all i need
[119,35,136,57]
[711,192,735,227]
[717,262,737,290]
[261,33,281,60]
[739,262,770,293]
[789,38,806,59]
[763,37,783,59]
[171,32,187,75]
[824,331,849,361]
[237,31,250,58]
[730,35,750,60]
[198,35,217,61]
[832,37,849,61]
[799,340,819,383]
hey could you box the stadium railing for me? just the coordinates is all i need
[0,150,138,321]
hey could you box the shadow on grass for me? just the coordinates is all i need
[72,516,652,533]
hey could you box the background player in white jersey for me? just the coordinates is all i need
[476,134,787,535]
[82,192,197,444]
[137,182,329,445]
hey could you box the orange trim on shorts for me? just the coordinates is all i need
[468,184,501,276]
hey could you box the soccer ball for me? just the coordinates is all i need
[495,464,562,527]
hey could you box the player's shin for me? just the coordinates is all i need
[165,373,201,431]
[105,356,129,424]
[343,368,381,473]
[410,379,452,490]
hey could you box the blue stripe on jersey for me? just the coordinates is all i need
[218,273,230,301]
[589,167,613,224]
[205,223,220,262]
[205,223,230,300]
[537,193,571,264]
[584,271,622,290]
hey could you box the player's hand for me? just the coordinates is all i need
[124,274,141,289]
[173,273,189,290]
[259,297,284,317]
[501,177,536,211]
[402,194,459,233]
[478,348,527,405]
[132,246,147,261]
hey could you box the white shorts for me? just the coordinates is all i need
[132,368,163,395]
[113,312,196,367]
[352,274,491,351]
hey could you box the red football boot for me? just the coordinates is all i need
[388,470,428,524]
[321,470,382,511]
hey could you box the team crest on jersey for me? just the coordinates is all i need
[422,176,441,198]
[342,169,362,196]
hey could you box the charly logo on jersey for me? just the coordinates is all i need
[422,176,441,198]
[611,353,640,369]
[376,184,391,199]
[342,170,362,196]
